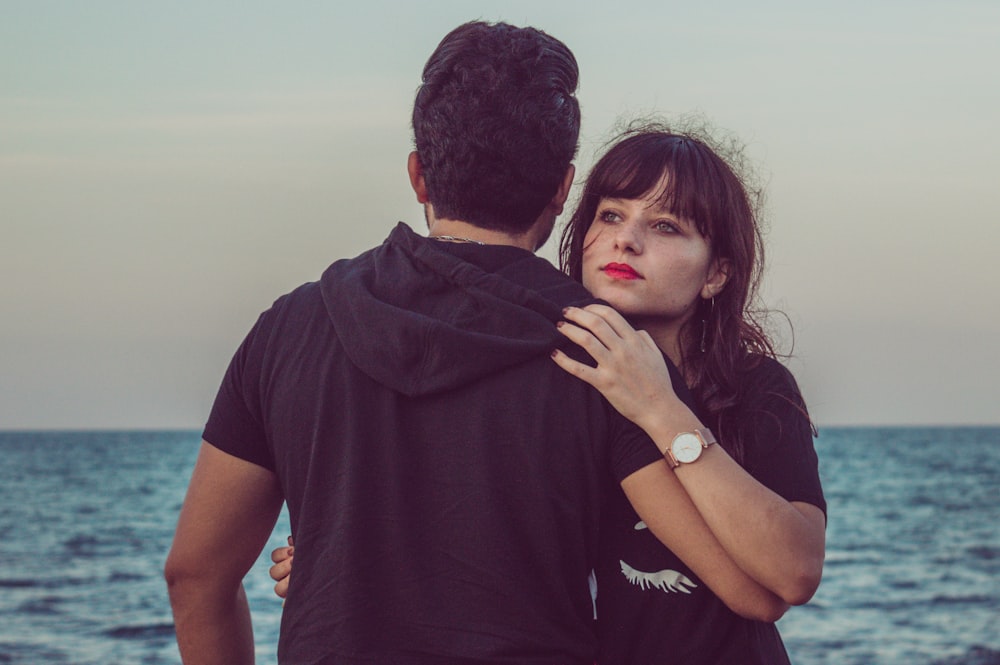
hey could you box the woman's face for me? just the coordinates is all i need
[580,179,728,333]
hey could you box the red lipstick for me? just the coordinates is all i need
[602,262,641,280]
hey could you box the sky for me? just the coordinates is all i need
[2,1,998,429]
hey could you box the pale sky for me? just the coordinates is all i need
[2,1,998,429]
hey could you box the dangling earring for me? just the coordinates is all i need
[699,296,715,354]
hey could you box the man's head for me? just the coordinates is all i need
[411,21,580,234]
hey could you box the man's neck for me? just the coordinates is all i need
[426,218,546,252]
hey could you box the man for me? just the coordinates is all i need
[165,21,740,664]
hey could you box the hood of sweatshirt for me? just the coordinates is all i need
[320,223,590,397]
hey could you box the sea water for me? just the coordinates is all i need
[0,428,997,664]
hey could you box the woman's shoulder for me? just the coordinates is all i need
[734,354,812,437]
[739,354,802,400]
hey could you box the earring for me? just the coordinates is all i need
[700,296,715,354]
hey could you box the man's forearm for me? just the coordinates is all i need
[164,442,285,664]
[169,577,256,665]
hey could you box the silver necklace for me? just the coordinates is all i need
[429,235,486,246]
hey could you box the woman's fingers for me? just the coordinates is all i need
[273,570,291,599]
[556,319,611,362]
[270,554,293,598]
[550,347,600,388]
[272,536,294,600]
[269,554,293,580]
[578,303,635,338]
[271,545,293,564]
[560,306,623,346]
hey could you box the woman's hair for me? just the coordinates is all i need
[559,120,781,463]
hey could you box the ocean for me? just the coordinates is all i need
[0,428,997,664]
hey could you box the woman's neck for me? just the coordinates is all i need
[629,314,708,387]
[630,316,684,367]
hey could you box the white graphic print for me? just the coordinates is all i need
[620,560,698,594]
[621,520,698,595]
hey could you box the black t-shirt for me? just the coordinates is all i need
[204,225,667,665]
[595,356,825,665]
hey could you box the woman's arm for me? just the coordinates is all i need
[553,304,825,605]
[648,419,825,605]
[620,460,789,621]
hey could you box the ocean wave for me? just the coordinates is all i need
[0,576,88,589]
[967,546,1000,561]
[17,595,65,615]
[0,642,65,663]
[107,571,147,584]
[0,578,36,589]
[103,623,176,640]
[930,646,1000,665]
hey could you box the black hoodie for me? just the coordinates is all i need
[205,223,664,664]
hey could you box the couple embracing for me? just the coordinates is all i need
[166,20,825,665]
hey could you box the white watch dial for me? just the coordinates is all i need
[671,433,703,464]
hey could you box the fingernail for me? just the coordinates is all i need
[556,321,564,328]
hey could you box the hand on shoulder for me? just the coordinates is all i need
[551,304,689,432]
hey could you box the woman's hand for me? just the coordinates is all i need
[269,536,294,599]
[551,304,688,431]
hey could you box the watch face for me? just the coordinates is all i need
[672,433,702,464]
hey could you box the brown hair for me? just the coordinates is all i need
[559,121,782,463]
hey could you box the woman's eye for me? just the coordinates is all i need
[598,210,621,223]
[654,220,678,233]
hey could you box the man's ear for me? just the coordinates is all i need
[701,257,731,299]
[548,164,576,216]
[407,151,429,203]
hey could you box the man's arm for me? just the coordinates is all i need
[164,441,284,665]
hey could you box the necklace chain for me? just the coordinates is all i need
[429,235,486,246]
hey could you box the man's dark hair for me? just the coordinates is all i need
[412,21,581,233]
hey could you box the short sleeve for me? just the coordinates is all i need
[608,412,664,482]
[609,353,698,483]
[740,359,826,515]
[202,309,275,471]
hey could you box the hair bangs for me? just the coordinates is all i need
[654,138,720,238]
[594,135,719,238]
[593,142,667,203]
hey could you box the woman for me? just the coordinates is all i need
[271,123,826,664]
[551,123,826,664]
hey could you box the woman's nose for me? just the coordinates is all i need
[613,220,642,253]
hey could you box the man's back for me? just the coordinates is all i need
[166,21,646,663]
[205,225,660,663]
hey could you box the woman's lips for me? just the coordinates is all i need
[602,262,641,280]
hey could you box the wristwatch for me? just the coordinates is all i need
[664,428,717,469]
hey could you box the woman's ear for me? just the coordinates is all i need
[702,258,731,299]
